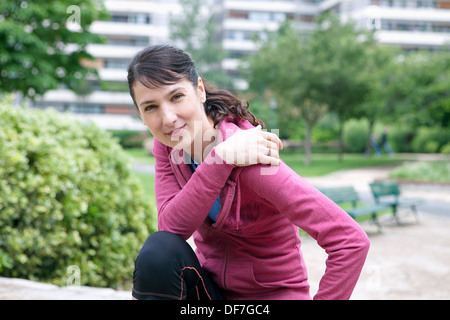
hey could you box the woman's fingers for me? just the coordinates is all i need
[215,125,283,167]
[256,130,282,165]
[259,128,283,151]
[258,145,280,165]
[254,126,283,165]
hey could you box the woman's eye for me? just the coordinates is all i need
[172,93,183,101]
[144,105,156,112]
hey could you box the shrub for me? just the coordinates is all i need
[441,143,450,154]
[389,125,415,153]
[411,127,450,153]
[313,113,339,142]
[389,161,450,183]
[343,119,369,153]
[108,129,148,149]
[0,101,156,288]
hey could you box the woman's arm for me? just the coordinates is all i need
[154,126,283,240]
[241,162,370,300]
[153,140,233,240]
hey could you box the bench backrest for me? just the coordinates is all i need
[369,181,400,201]
[317,186,360,206]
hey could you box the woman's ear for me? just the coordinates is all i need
[197,77,206,103]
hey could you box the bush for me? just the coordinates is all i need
[389,161,450,183]
[389,125,415,153]
[343,119,369,153]
[313,113,339,142]
[441,143,450,154]
[411,127,450,153]
[0,101,156,288]
[108,129,148,149]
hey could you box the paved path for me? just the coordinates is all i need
[0,277,130,300]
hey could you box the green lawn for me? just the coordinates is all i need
[280,152,405,177]
[124,148,155,165]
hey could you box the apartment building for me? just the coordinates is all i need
[337,0,450,51]
[32,0,450,130]
[221,0,450,78]
[220,0,320,89]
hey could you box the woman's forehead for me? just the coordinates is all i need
[134,79,192,103]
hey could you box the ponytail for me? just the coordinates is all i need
[203,81,264,128]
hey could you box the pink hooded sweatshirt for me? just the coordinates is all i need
[153,116,370,300]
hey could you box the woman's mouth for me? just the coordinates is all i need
[168,124,186,139]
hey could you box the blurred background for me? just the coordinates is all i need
[2,0,450,161]
[0,0,449,299]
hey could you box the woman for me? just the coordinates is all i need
[128,45,370,300]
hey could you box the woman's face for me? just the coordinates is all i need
[133,77,213,153]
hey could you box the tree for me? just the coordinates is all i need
[307,14,377,160]
[359,44,400,155]
[392,49,450,128]
[247,22,328,165]
[0,0,108,100]
[247,16,379,164]
[170,0,233,90]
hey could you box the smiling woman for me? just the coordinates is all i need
[126,45,370,301]
[127,45,272,164]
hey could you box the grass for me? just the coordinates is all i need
[124,148,155,166]
[134,172,155,196]
[280,151,405,177]
[389,160,450,183]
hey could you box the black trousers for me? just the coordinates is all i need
[132,231,225,300]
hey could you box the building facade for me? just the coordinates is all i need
[32,0,450,130]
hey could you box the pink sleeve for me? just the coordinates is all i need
[242,162,370,300]
[153,140,235,240]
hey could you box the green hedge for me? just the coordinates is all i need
[0,101,156,288]
[108,129,147,149]
[411,127,450,153]
[343,119,369,153]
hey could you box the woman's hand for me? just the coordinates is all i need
[215,125,283,166]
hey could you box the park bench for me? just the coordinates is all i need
[369,181,424,224]
[317,186,390,232]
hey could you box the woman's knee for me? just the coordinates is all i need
[134,231,195,279]
[139,231,191,258]
[133,231,196,298]
[137,231,184,265]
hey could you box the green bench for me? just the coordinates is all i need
[317,186,390,232]
[369,181,424,224]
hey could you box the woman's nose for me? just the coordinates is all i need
[161,105,177,127]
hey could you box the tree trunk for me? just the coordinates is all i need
[365,118,375,157]
[304,121,312,166]
[338,120,344,162]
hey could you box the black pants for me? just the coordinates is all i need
[132,231,225,300]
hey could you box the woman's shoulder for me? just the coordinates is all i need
[218,116,255,141]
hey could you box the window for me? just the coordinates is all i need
[104,59,129,69]
[110,13,150,24]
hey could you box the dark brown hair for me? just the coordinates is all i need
[127,44,263,128]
